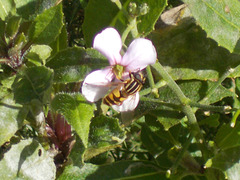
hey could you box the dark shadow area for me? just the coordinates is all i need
[150,17,240,81]
[85,160,164,180]
[17,139,38,177]
[16,1,38,20]
[198,81,209,101]
[0,99,29,132]
[233,38,240,54]
[0,102,22,110]
[211,146,240,171]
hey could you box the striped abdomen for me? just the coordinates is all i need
[103,71,145,106]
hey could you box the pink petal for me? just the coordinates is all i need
[82,68,114,102]
[93,27,122,65]
[121,38,157,71]
[112,93,139,112]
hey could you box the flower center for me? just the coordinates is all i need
[113,64,125,80]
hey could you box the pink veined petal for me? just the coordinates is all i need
[121,38,157,72]
[112,93,139,112]
[82,68,114,102]
[93,27,122,65]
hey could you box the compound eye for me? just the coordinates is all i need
[134,72,145,83]
[135,74,141,80]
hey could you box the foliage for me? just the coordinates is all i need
[0,0,240,179]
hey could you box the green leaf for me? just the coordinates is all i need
[83,0,167,46]
[0,93,28,146]
[84,115,126,160]
[136,0,167,36]
[137,80,234,124]
[0,0,16,21]
[0,138,56,179]
[51,93,95,148]
[141,124,170,157]
[15,0,58,20]
[68,135,86,166]
[53,65,91,83]
[226,163,240,180]
[59,161,165,180]
[148,117,188,148]
[157,80,234,105]
[14,32,26,47]
[150,19,240,81]
[0,72,16,89]
[82,0,127,47]
[182,0,240,53]
[5,15,21,40]
[199,114,220,128]
[14,0,38,20]
[206,146,240,180]
[12,66,53,104]
[215,122,240,150]
[143,116,190,169]
[49,24,68,56]
[28,4,63,45]
[145,114,183,144]
[35,0,59,14]
[135,100,183,130]
[0,19,6,46]
[26,45,52,66]
[46,47,108,83]
[168,147,202,174]
[149,109,184,130]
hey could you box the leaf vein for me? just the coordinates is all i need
[201,0,240,31]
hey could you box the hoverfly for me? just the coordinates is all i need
[103,71,145,106]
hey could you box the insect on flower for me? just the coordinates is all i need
[81,27,157,112]
[103,71,146,106]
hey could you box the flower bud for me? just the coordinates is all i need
[128,2,137,16]
[139,3,149,15]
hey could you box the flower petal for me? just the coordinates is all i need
[82,68,114,102]
[93,27,122,65]
[112,92,139,112]
[121,38,157,71]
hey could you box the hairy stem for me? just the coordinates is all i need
[152,62,190,104]
[190,102,233,113]
[169,134,193,174]
[231,109,240,127]
[152,62,209,161]
[200,68,234,104]
[146,66,155,89]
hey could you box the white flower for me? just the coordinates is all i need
[82,27,157,112]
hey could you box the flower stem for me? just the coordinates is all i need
[152,62,190,104]
[122,17,139,43]
[200,68,234,104]
[140,96,182,110]
[121,24,132,44]
[189,102,233,113]
[152,62,209,160]
[112,0,122,10]
[113,0,139,44]
[146,66,159,97]
[168,131,181,148]
[231,109,240,127]
[182,105,209,161]
[140,79,166,96]
[129,17,139,38]
[146,66,155,88]
[140,96,233,113]
[169,133,193,174]
[182,106,202,140]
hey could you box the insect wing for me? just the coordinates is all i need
[86,81,124,88]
